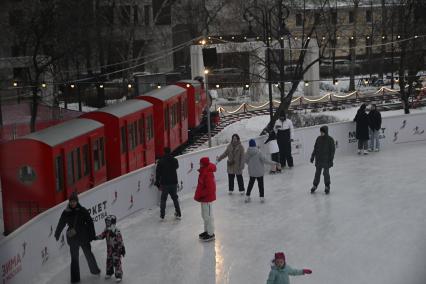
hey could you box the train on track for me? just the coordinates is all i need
[0,78,219,234]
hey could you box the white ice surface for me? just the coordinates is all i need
[36,141,426,284]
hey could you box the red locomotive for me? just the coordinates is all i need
[0,79,218,234]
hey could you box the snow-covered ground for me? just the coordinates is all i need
[35,140,426,284]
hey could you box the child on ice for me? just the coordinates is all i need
[266,252,312,284]
[96,215,126,282]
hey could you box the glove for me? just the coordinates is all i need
[303,269,312,274]
[310,156,314,163]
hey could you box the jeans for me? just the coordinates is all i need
[160,184,181,218]
[246,176,264,197]
[228,174,245,192]
[313,167,330,187]
[369,129,380,150]
[69,242,100,282]
[201,202,214,235]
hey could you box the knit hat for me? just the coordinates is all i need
[69,191,79,202]
[320,125,328,135]
[249,139,256,147]
[274,252,285,261]
[200,157,210,167]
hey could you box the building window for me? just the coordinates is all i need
[133,5,139,24]
[332,12,337,25]
[120,5,130,25]
[296,13,302,27]
[144,5,151,26]
[349,11,354,23]
[9,10,23,26]
[18,165,36,185]
[366,10,372,23]
[54,156,64,192]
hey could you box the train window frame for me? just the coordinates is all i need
[120,126,127,153]
[18,165,36,185]
[76,148,82,180]
[138,118,145,145]
[93,139,101,171]
[177,101,182,123]
[146,115,153,140]
[100,137,105,166]
[54,156,64,192]
[165,107,170,130]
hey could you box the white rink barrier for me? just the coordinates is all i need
[1,112,426,283]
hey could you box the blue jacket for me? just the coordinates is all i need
[266,264,304,284]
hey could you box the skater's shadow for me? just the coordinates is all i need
[198,240,217,284]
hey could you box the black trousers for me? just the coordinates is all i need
[228,174,245,192]
[277,130,293,167]
[313,166,330,187]
[246,176,264,197]
[160,184,181,218]
[271,152,280,163]
[69,241,100,283]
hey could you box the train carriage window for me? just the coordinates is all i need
[146,115,153,140]
[76,148,82,180]
[18,165,36,185]
[165,107,170,130]
[120,126,127,153]
[195,90,200,103]
[171,104,176,126]
[177,101,182,123]
[67,151,75,185]
[83,145,89,176]
[93,139,101,171]
[138,118,145,145]
[54,156,64,191]
[128,123,135,150]
[100,137,105,166]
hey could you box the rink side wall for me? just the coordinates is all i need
[1,112,426,283]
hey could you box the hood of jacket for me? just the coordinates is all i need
[199,162,217,173]
[246,146,259,158]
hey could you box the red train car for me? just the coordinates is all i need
[136,85,188,157]
[175,80,207,130]
[0,118,106,234]
[81,100,155,180]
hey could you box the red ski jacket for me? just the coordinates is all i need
[194,157,217,203]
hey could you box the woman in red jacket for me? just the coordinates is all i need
[194,157,217,242]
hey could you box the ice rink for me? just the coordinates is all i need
[36,140,426,284]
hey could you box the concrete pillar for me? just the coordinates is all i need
[190,45,204,80]
[303,39,320,97]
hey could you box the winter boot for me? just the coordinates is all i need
[260,197,265,203]
[105,275,112,279]
[375,148,380,152]
[325,185,330,194]
[228,191,233,195]
[357,149,362,155]
[245,196,251,203]
[175,212,181,220]
[363,150,368,155]
[310,185,317,194]
[239,191,245,195]
[199,231,208,238]
[201,234,215,242]
[115,277,122,283]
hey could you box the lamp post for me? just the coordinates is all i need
[244,0,290,123]
[204,69,212,148]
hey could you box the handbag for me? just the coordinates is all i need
[66,215,78,238]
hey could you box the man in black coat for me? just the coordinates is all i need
[353,103,370,155]
[310,125,335,194]
[55,192,100,283]
[368,104,382,151]
[155,147,181,220]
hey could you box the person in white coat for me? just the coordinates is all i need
[264,131,281,174]
[244,139,278,203]
[274,113,294,168]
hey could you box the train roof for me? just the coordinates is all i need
[23,118,103,147]
[92,99,152,118]
[140,85,186,101]
[178,80,201,88]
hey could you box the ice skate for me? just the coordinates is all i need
[228,191,233,195]
[245,196,251,203]
[239,191,245,195]
[260,197,265,203]
[325,186,330,194]
[363,150,368,155]
[105,275,112,279]
[199,231,208,239]
[115,277,122,282]
[201,234,215,242]
[375,148,380,152]
[174,212,181,220]
[357,149,361,155]
[310,185,317,194]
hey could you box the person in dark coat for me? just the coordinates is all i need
[367,104,382,152]
[155,147,181,220]
[310,126,335,194]
[274,113,294,168]
[54,192,101,283]
[353,103,370,155]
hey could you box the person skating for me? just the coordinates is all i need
[54,192,101,283]
[266,252,312,284]
[194,157,217,242]
[368,104,382,152]
[96,215,125,282]
[273,113,294,168]
[310,125,335,194]
[264,130,282,174]
[353,103,370,155]
[155,147,182,220]
[245,139,278,203]
[217,133,245,194]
